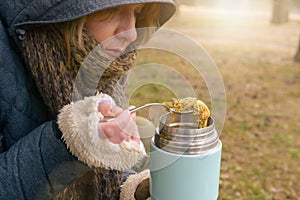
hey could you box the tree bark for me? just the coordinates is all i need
[271,0,290,24]
[294,34,300,62]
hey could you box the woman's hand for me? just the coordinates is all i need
[98,101,140,144]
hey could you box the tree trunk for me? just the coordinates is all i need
[294,34,300,62]
[271,0,290,24]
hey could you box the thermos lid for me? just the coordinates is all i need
[154,113,219,155]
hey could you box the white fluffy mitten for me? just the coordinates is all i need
[57,93,146,170]
[120,169,151,200]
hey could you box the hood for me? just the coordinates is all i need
[0,0,176,39]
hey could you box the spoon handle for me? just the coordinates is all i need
[129,103,169,113]
[100,103,169,122]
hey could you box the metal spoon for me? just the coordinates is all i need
[100,102,193,122]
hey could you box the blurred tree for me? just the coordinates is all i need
[271,0,290,24]
[294,35,300,62]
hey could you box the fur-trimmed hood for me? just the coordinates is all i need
[0,0,176,42]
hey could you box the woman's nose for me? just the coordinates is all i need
[117,12,137,43]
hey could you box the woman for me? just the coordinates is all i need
[0,0,176,199]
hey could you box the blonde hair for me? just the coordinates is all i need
[55,3,161,62]
[135,3,161,44]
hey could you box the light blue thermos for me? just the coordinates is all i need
[150,113,222,200]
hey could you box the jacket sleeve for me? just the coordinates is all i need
[0,120,90,200]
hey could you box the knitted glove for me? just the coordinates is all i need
[120,170,151,200]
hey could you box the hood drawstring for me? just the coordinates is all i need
[15,28,26,40]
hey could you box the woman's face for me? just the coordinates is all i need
[85,4,145,57]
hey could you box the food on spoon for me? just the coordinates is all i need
[163,97,210,128]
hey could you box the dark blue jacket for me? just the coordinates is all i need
[0,16,89,200]
[0,0,175,199]
[0,0,110,199]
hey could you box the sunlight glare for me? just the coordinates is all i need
[214,0,252,22]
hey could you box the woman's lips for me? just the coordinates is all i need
[104,48,124,57]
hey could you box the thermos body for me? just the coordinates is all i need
[150,115,222,200]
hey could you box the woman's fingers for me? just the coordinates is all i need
[98,121,131,144]
[111,106,123,116]
[114,110,140,142]
[98,111,140,144]
[128,106,137,122]
[98,101,115,117]
[98,102,140,144]
[131,135,140,143]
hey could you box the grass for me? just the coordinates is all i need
[128,5,300,200]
